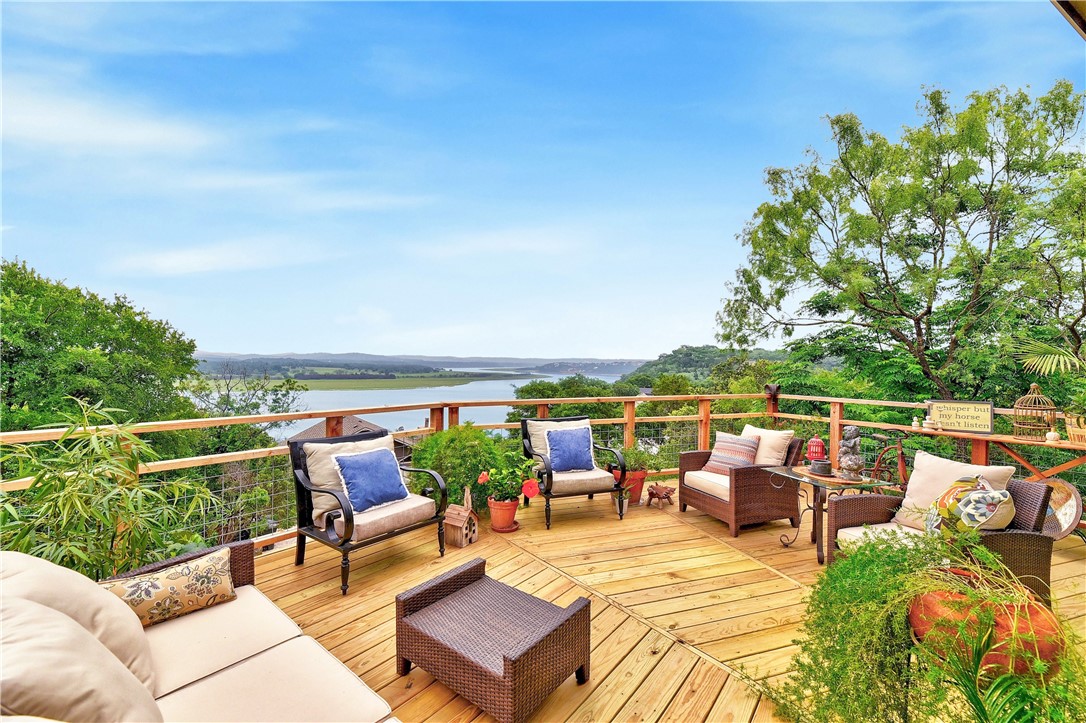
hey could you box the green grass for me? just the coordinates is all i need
[289,372,540,391]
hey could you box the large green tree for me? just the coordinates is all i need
[718,82,1085,403]
[2,261,199,430]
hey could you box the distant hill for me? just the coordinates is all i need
[196,351,648,376]
[625,345,787,380]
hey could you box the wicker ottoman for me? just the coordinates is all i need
[395,558,590,723]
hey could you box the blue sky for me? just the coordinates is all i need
[2,2,1083,359]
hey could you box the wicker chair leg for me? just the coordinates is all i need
[340,553,350,595]
[680,502,687,512]
[438,521,446,556]
[295,534,306,565]
[576,663,589,684]
[545,497,552,529]
[588,494,594,499]
[396,656,411,675]
[790,516,800,528]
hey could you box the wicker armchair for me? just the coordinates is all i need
[288,430,447,595]
[520,416,624,529]
[827,479,1054,604]
[678,437,804,537]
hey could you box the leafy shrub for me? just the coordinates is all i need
[409,424,499,513]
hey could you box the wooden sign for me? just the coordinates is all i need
[926,400,994,434]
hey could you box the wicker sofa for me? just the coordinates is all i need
[0,541,396,722]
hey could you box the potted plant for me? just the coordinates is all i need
[613,446,662,506]
[476,446,538,533]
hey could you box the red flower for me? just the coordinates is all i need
[477,471,490,485]
[521,479,540,499]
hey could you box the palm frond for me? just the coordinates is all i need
[1014,338,1084,376]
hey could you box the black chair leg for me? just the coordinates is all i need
[438,521,445,556]
[295,534,306,565]
[523,495,530,506]
[680,503,688,512]
[545,497,552,529]
[340,553,350,595]
[587,494,594,499]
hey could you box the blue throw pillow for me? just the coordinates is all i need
[332,448,408,513]
[546,426,595,472]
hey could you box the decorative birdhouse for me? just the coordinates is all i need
[1013,384,1057,440]
[445,486,480,548]
[805,435,827,461]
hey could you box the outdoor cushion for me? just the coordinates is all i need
[925,476,1016,539]
[145,585,302,697]
[333,447,408,513]
[741,425,795,466]
[549,467,616,495]
[100,548,236,628]
[525,418,593,465]
[0,550,156,693]
[333,493,436,541]
[892,451,1015,530]
[155,636,392,723]
[546,426,595,472]
[703,432,759,474]
[303,436,398,527]
[836,522,927,545]
[0,596,163,722]
[683,469,731,502]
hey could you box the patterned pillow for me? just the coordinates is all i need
[924,476,1016,539]
[99,548,236,627]
[703,433,760,475]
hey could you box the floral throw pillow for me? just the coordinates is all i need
[924,475,1016,539]
[99,548,236,627]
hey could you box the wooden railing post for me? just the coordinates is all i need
[698,398,712,450]
[971,438,990,465]
[536,404,549,419]
[624,400,636,449]
[325,416,343,438]
[429,407,445,433]
[764,384,780,422]
[448,406,460,428]
[828,402,843,466]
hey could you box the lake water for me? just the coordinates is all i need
[276,372,621,440]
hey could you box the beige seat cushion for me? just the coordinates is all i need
[892,451,1016,530]
[682,469,731,502]
[526,419,594,467]
[0,551,156,693]
[145,585,302,697]
[333,493,437,542]
[156,636,392,722]
[836,521,928,545]
[741,425,795,466]
[550,467,616,495]
[0,596,163,722]
[304,436,399,527]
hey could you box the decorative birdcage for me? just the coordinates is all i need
[1013,384,1057,440]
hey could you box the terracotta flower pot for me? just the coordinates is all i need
[909,576,1064,678]
[487,497,520,533]
[614,470,648,505]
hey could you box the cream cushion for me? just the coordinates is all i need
[741,425,795,466]
[155,636,392,722]
[332,493,436,541]
[526,419,593,467]
[549,467,616,495]
[0,551,156,693]
[892,451,1016,530]
[304,436,398,527]
[836,521,927,545]
[0,596,163,722]
[145,585,302,697]
[682,469,731,502]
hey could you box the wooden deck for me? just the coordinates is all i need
[254,488,1086,723]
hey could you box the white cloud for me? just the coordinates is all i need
[407,226,590,259]
[111,238,325,277]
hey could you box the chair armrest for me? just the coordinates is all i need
[395,558,487,618]
[401,465,448,514]
[827,494,902,541]
[1006,479,1052,533]
[505,596,591,680]
[980,530,1054,605]
[295,469,355,543]
[596,444,626,486]
[679,451,711,481]
[107,540,256,588]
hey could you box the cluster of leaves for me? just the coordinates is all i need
[409,424,501,513]
[760,530,1086,722]
[0,402,216,580]
[505,374,639,422]
[625,344,787,383]
[477,443,537,502]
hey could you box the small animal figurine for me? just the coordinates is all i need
[647,484,676,509]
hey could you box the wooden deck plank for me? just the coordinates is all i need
[657,659,731,723]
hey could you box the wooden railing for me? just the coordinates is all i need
[3,389,1084,543]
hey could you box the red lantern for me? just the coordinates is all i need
[805,435,826,461]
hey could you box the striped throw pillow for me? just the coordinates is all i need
[702,433,760,475]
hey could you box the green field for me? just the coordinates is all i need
[291,372,540,391]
